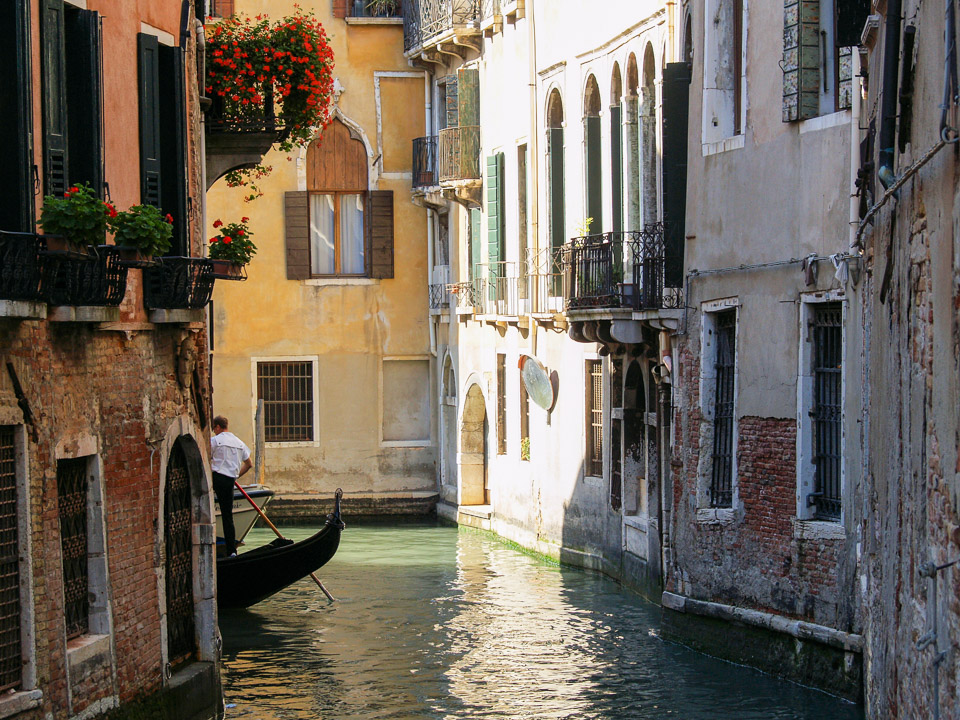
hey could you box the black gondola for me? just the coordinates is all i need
[216,489,344,609]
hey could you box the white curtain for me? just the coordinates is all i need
[340,194,365,274]
[310,194,336,275]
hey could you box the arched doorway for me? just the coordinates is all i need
[459,383,488,506]
[440,355,458,503]
[163,437,196,669]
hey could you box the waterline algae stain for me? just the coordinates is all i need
[219,523,863,719]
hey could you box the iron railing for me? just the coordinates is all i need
[349,0,403,16]
[563,225,683,311]
[0,232,44,302]
[143,257,216,310]
[402,0,480,52]
[475,261,520,315]
[480,0,500,19]
[206,86,288,142]
[811,303,843,520]
[413,135,438,188]
[40,245,128,307]
[524,246,565,314]
[0,426,22,693]
[438,126,481,182]
[57,458,89,640]
[448,280,483,309]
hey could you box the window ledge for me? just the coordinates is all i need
[147,309,206,324]
[48,306,120,323]
[701,134,745,157]
[0,300,46,320]
[345,16,403,25]
[583,475,603,488]
[623,514,648,531]
[696,507,738,526]
[793,519,846,540]
[67,633,112,674]
[799,110,852,135]
[265,441,320,449]
[0,689,42,719]
[303,278,378,287]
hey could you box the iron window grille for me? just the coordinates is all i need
[810,303,843,520]
[586,360,604,477]
[164,440,196,668]
[0,428,21,693]
[709,310,737,508]
[258,361,315,443]
[496,354,507,455]
[611,419,622,511]
[57,458,89,640]
[412,135,438,188]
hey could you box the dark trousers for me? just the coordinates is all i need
[213,472,237,554]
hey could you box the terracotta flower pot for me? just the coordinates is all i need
[209,259,246,280]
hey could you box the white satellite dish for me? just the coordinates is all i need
[519,354,555,411]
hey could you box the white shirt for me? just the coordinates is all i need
[210,431,251,478]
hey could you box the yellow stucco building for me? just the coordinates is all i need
[206,0,435,517]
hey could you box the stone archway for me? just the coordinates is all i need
[459,383,488,506]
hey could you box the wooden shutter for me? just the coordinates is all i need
[584,115,602,231]
[548,128,565,252]
[65,8,102,197]
[367,190,394,279]
[332,0,348,18]
[284,192,310,279]
[159,45,190,255]
[0,0,34,231]
[41,0,68,197]
[445,75,459,129]
[610,105,622,234]
[486,153,504,299]
[662,62,691,289]
[138,33,162,207]
[469,208,481,281]
[782,0,820,122]
[457,68,479,127]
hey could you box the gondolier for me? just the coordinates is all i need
[211,415,253,557]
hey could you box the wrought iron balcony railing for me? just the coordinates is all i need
[206,87,288,142]
[480,0,500,20]
[402,0,480,53]
[438,125,481,183]
[413,135,438,188]
[40,245,128,307]
[475,261,520,316]
[448,280,483,310]
[564,225,683,312]
[143,257,216,310]
[524,246,566,314]
[0,232,44,302]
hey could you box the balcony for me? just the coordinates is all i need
[475,261,521,317]
[479,0,501,35]
[448,280,483,315]
[205,87,287,188]
[412,135,438,189]
[525,246,565,316]
[402,0,481,58]
[0,232,45,317]
[143,257,216,323]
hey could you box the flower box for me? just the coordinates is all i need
[209,259,247,280]
[114,246,158,268]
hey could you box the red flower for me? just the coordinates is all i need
[209,237,219,243]
[69,186,79,193]
[165,213,174,224]
[213,219,223,228]
[241,216,249,222]
[237,229,244,236]
[223,237,232,244]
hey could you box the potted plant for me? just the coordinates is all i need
[208,217,256,279]
[38,183,113,256]
[109,204,174,266]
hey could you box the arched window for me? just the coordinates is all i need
[641,45,658,226]
[683,13,693,64]
[546,89,565,256]
[610,64,624,234]
[306,118,369,276]
[583,75,602,234]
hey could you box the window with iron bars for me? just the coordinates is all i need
[496,354,507,455]
[709,310,736,508]
[58,458,89,640]
[257,361,315,443]
[0,427,22,692]
[586,360,604,477]
[811,303,843,520]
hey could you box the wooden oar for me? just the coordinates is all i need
[233,480,335,602]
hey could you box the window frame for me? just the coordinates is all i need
[308,190,368,278]
[253,356,320,448]
[585,358,605,479]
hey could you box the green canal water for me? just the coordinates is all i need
[218,521,864,720]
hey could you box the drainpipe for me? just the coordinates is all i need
[877,0,902,189]
[527,0,539,358]
[848,50,862,251]
[425,70,437,359]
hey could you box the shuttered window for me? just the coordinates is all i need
[0,0,34,232]
[158,46,190,256]
[41,0,68,197]
[610,105,622,234]
[548,128,565,252]
[584,116,602,230]
[65,6,103,197]
[469,208,481,282]
[138,33,162,207]
[486,152,505,297]
[662,62,691,289]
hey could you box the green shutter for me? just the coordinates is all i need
[782,0,820,122]
[138,33,162,207]
[457,67,479,127]
[486,153,504,299]
[548,128,565,252]
[585,115,602,231]
[41,0,68,197]
[445,75,459,129]
[610,105,622,234]
[65,8,102,197]
[159,45,189,255]
[469,207,481,282]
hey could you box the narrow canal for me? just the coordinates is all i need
[219,522,863,719]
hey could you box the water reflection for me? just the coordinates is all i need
[219,522,863,720]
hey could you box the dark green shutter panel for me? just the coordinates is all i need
[585,115,602,232]
[159,45,189,255]
[662,62,691,289]
[138,33,162,207]
[548,128,565,252]
[782,0,820,122]
[41,0,68,197]
[469,208,481,281]
[0,0,34,232]
[368,190,394,279]
[486,153,504,299]
[457,68,479,127]
[65,8,102,197]
[610,105,622,234]
[284,192,310,280]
